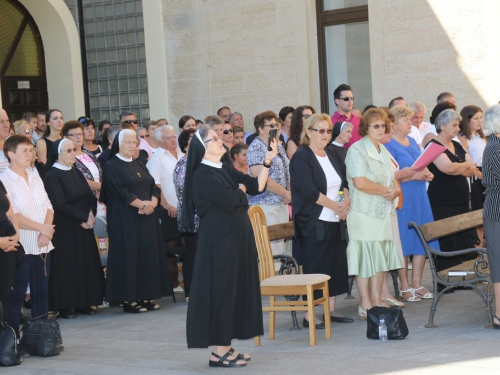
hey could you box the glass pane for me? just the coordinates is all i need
[323,0,367,11]
[324,21,372,115]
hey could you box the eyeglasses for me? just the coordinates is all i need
[309,128,333,134]
[369,124,387,130]
[139,134,150,139]
[23,129,33,134]
[223,129,233,134]
[67,133,83,137]
[204,135,220,143]
[63,147,77,154]
[122,120,138,124]
[302,114,311,119]
[264,123,277,128]
[339,97,355,102]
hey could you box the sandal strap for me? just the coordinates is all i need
[211,351,232,363]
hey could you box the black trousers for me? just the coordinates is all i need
[0,249,17,321]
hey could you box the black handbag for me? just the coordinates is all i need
[0,302,21,366]
[0,218,25,271]
[366,306,409,340]
[20,312,63,357]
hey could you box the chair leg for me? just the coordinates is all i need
[323,283,331,339]
[306,285,317,346]
[254,335,261,346]
[269,296,276,340]
[345,276,356,299]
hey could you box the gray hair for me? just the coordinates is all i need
[228,112,242,123]
[435,109,462,132]
[483,104,500,136]
[204,115,224,127]
[198,124,212,142]
[410,101,426,114]
[436,92,454,104]
[108,126,120,143]
[119,111,136,123]
[154,124,175,142]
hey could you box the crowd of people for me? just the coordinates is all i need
[1,83,500,368]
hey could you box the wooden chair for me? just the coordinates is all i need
[248,206,331,346]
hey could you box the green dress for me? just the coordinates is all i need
[345,137,403,278]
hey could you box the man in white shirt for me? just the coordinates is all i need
[1,135,54,355]
[410,101,435,140]
[147,125,185,293]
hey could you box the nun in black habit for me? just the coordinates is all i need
[100,129,171,313]
[44,139,104,318]
[181,125,277,368]
[325,121,353,171]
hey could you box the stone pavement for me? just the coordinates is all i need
[6,264,500,375]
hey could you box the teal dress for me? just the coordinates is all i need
[345,137,403,278]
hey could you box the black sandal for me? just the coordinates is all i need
[493,315,500,330]
[141,300,160,311]
[228,347,250,361]
[209,351,247,368]
[123,301,147,313]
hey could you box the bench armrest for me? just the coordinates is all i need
[273,254,300,275]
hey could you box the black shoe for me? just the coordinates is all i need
[330,315,354,323]
[23,299,31,310]
[437,285,454,294]
[454,286,473,290]
[17,343,30,359]
[75,307,96,315]
[303,318,325,329]
[60,309,77,319]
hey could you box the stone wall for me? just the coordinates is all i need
[161,0,319,132]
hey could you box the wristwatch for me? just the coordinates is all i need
[263,160,273,168]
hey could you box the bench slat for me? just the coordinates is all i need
[419,209,483,242]
[267,222,294,241]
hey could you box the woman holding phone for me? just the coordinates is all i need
[247,111,291,260]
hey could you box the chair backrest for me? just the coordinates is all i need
[248,205,276,282]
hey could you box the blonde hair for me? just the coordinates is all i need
[299,113,333,146]
[390,105,414,123]
[13,120,29,135]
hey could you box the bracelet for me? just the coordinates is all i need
[263,160,273,168]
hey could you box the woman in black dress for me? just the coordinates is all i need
[181,125,277,368]
[100,129,171,313]
[44,139,104,318]
[35,109,63,165]
[427,109,476,273]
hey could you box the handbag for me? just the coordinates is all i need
[0,302,21,366]
[20,312,63,357]
[0,218,25,271]
[366,306,409,340]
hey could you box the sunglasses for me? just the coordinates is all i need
[63,147,77,153]
[204,135,220,143]
[223,129,233,134]
[23,129,33,134]
[339,97,354,102]
[369,124,387,130]
[122,120,138,124]
[264,123,277,128]
[310,128,333,134]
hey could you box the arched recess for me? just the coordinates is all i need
[14,0,85,119]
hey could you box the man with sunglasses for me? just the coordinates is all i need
[119,111,153,160]
[331,84,361,150]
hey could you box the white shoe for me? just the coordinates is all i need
[185,297,189,303]
[173,286,184,293]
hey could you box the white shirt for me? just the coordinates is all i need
[408,125,422,147]
[467,134,486,167]
[417,121,435,138]
[139,137,153,160]
[0,167,54,255]
[0,151,9,173]
[147,147,184,206]
[315,154,341,222]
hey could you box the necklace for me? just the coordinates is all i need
[391,134,409,145]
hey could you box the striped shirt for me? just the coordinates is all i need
[0,167,54,255]
[482,134,500,221]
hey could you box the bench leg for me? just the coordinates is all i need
[390,270,400,299]
[425,281,440,328]
[345,276,356,299]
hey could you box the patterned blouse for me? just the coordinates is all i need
[246,137,290,206]
[173,156,199,233]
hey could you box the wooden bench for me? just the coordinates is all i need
[409,209,494,328]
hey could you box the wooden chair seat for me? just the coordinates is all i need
[261,274,330,287]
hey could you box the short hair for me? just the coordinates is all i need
[43,109,63,137]
[300,113,333,146]
[36,110,46,117]
[435,109,462,133]
[379,107,395,123]
[333,84,352,100]
[363,105,377,114]
[289,105,316,145]
[4,135,32,162]
[143,120,157,129]
[231,143,248,160]
[217,106,231,116]
[13,120,29,135]
[278,106,295,122]
[119,111,136,123]
[204,115,224,127]
[107,126,120,143]
[156,118,168,124]
[98,120,112,132]
[178,128,196,153]
[483,104,500,136]
[359,108,390,137]
[61,120,83,137]
[195,119,203,127]
[23,112,36,122]
[179,115,195,129]
[228,112,242,123]
[120,122,134,130]
[410,101,426,114]
[198,124,212,142]
[437,92,454,103]
[459,105,484,140]
[254,110,277,132]
[232,126,244,135]
[389,105,414,123]
[154,124,175,142]
[430,102,456,124]
[388,96,405,108]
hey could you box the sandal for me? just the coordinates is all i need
[123,301,147,313]
[400,288,421,302]
[141,300,160,311]
[228,347,250,361]
[209,351,247,368]
[413,286,433,299]
[493,315,500,330]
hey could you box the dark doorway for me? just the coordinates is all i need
[0,0,48,121]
